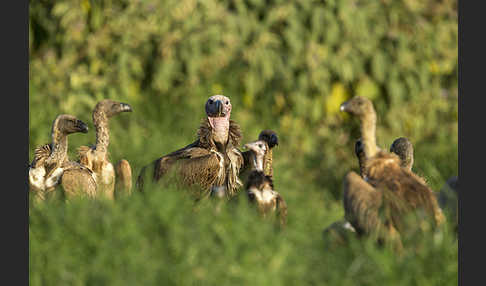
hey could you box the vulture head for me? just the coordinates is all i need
[340,96,375,119]
[94,99,133,119]
[258,130,279,149]
[390,137,414,171]
[205,95,232,144]
[52,114,89,136]
[244,140,269,171]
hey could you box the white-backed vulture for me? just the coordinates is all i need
[136,95,279,200]
[77,99,133,200]
[244,140,287,227]
[29,114,96,201]
[340,96,445,249]
[355,136,414,177]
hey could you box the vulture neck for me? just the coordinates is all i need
[360,112,378,159]
[402,158,413,171]
[209,117,230,149]
[263,149,274,177]
[93,110,110,155]
[250,152,265,172]
[47,128,68,165]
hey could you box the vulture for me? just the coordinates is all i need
[29,114,96,201]
[115,159,133,198]
[136,95,278,200]
[239,129,279,185]
[389,137,414,171]
[339,96,445,249]
[355,136,414,177]
[77,99,133,200]
[244,140,287,227]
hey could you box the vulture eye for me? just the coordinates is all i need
[225,101,229,105]
[248,192,256,201]
[258,144,262,148]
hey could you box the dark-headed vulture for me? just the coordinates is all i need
[244,140,287,227]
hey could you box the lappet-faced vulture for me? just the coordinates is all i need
[29,114,96,201]
[136,95,278,200]
[77,99,133,200]
[340,96,445,250]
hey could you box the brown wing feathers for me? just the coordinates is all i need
[340,96,445,248]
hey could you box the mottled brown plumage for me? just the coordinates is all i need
[77,99,132,200]
[355,137,415,177]
[60,161,97,199]
[137,95,245,199]
[115,159,133,198]
[340,96,444,248]
[29,114,92,201]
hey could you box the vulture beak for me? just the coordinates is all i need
[243,142,254,150]
[340,101,349,112]
[217,100,224,116]
[120,103,133,112]
[76,120,89,133]
[206,99,225,117]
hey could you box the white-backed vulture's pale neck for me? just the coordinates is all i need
[244,140,269,172]
[340,96,378,159]
[92,99,132,154]
[205,95,232,146]
[48,114,89,165]
[390,137,414,171]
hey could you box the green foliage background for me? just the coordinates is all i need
[29,0,458,285]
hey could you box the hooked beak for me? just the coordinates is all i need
[340,101,349,112]
[76,120,89,133]
[206,100,225,117]
[120,103,133,112]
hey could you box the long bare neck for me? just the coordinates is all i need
[94,110,109,154]
[361,112,378,159]
[263,149,273,177]
[47,129,68,164]
[250,152,264,172]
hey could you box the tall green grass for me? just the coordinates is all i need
[30,181,457,286]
